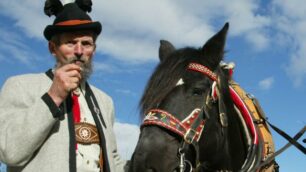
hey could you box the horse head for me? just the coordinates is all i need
[129,23,247,172]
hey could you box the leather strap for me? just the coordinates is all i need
[99,149,104,172]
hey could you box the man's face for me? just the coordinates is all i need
[50,32,96,81]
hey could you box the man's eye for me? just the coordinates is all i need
[66,41,75,46]
[82,41,94,46]
[82,41,94,48]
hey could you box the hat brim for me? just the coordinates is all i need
[44,21,102,40]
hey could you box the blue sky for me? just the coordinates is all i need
[0,0,305,171]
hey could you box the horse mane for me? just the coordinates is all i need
[139,47,221,117]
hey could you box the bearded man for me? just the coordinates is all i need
[0,1,126,172]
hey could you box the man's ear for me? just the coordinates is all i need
[48,41,56,56]
[93,43,97,51]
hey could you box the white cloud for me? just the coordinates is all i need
[0,0,50,40]
[0,0,272,63]
[93,61,142,75]
[1,0,306,85]
[96,37,159,63]
[114,122,140,160]
[93,0,214,62]
[93,61,120,73]
[221,0,271,34]
[94,0,271,62]
[271,0,306,86]
[245,31,270,51]
[286,51,306,87]
[272,0,306,19]
[115,89,136,97]
[0,26,39,65]
[259,77,274,90]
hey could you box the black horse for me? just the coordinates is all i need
[128,23,274,172]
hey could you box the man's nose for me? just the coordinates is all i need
[74,43,83,56]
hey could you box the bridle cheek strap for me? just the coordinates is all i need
[187,62,259,145]
[142,109,206,144]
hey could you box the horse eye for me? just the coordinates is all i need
[192,88,204,96]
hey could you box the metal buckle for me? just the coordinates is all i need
[184,129,197,144]
[219,112,228,127]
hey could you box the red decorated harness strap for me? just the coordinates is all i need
[229,87,259,144]
[142,109,206,144]
[188,63,217,81]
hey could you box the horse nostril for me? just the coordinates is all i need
[145,168,155,172]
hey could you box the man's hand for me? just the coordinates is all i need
[47,64,82,106]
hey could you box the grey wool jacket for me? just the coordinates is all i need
[0,71,126,172]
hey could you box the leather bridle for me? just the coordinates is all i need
[140,62,306,172]
[141,62,221,172]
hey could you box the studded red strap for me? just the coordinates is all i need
[187,63,217,81]
[142,109,206,144]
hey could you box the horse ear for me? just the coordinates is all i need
[202,22,229,69]
[159,40,175,62]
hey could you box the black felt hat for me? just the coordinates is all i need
[43,0,102,40]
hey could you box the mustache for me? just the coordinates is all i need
[67,56,86,64]
[62,56,93,83]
